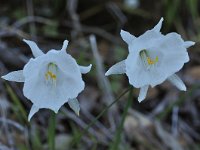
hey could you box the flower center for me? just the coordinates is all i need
[139,49,158,70]
[45,63,58,86]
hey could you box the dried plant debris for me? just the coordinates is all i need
[0,0,199,150]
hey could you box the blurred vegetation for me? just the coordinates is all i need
[0,0,200,150]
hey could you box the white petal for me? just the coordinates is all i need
[126,32,190,88]
[105,60,126,76]
[68,98,80,116]
[61,40,69,52]
[152,17,164,32]
[168,74,186,91]
[28,105,39,121]
[130,29,163,54]
[79,64,92,74]
[184,41,195,48]
[120,30,136,44]
[23,50,84,112]
[1,70,25,82]
[126,53,153,88]
[23,39,44,57]
[138,85,149,103]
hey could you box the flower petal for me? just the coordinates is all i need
[120,30,136,44]
[28,105,39,121]
[60,40,69,52]
[155,33,189,83]
[105,60,126,76]
[126,32,190,88]
[23,50,84,112]
[168,74,186,91]
[23,39,44,57]
[184,41,195,48]
[1,70,25,82]
[68,98,80,116]
[152,17,164,32]
[138,85,149,103]
[79,64,92,74]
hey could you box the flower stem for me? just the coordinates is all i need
[48,111,56,150]
[109,89,133,150]
[72,86,132,145]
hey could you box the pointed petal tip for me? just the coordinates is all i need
[1,75,5,80]
[184,41,195,48]
[158,17,164,24]
[61,40,69,52]
[53,109,59,113]
[181,85,187,91]
[28,115,33,122]
[120,29,126,35]
[120,29,126,38]
[105,60,126,76]
[88,64,92,72]
[68,98,80,116]
[76,111,80,116]
[63,40,69,46]
[138,97,144,103]
[22,39,27,42]
[23,39,31,43]
[105,69,114,76]
[1,70,25,82]
[1,75,9,81]
[153,17,164,32]
[120,29,136,44]
[23,39,44,57]
[79,64,92,74]
[28,105,39,122]
[105,71,110,76]
[87,64,92,70]
[168,74,187,91]
[138,85,149,103]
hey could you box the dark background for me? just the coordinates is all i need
[0,0,200,150]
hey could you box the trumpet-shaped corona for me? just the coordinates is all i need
[45,63,58,86]
[139,49,158,70]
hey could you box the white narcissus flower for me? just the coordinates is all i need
[2,40,92,121]
[105,18,195,102]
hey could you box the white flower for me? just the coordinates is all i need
[2,39,92,121]
[105,18,195,102]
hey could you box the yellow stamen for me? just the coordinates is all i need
[140,49,159,70]
[45,63,58,86]
[45,71,57,80]
[147,56,158,65]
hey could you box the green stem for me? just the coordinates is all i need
[48,111,56,150]
[109,89,133,150]
[72,87,132,145]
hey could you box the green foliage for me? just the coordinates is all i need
[31,126,43,150]
[164,0,180,28]
[186,0,199,19]
[5,83,27,123]
[43,22,59,37]
[48,111,56,150]
[109,89,133,150]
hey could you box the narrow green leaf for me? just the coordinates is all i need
[109,89,133,150]
[5,83,27,122]
[70,87,132,146]
[48,111,56,150]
